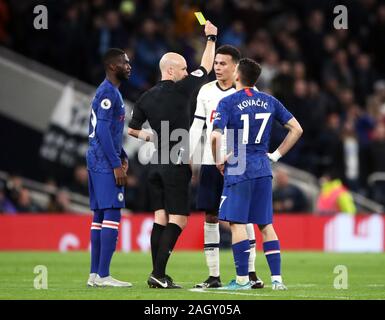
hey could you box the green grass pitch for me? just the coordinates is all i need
[0,251,384,300]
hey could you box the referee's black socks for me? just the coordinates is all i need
[150,223,166,272]
[153,223,182,278]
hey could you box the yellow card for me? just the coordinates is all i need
[194,12,206,25]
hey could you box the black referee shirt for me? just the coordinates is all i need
[129,66,208,163]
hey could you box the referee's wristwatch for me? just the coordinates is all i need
[207,35,217,42]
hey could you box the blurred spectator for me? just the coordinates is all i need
[119,0,137,31]
[5,175,23,206]
[370,4,385,75]
[56,2,89,81]
[354,53,377,105]
[367,123,385,206]
[323,49,354,89]
[323,77,341,114]
[300,9,325,80]
[247,29,272,61]
[15,188,41,212]
[219,20,246,47]
[145,0,173,24]
[131,18,168,90]
[44,177,58,194]
[307,81,327,132]
[173,0,199,38]
[280,34,303,62]
[316,171,357,215]
[0,181,17,214]
[273,167,308,213]
[367,80,385,122]
[205,0,231,32]
[47,189,71,212]
[98,9,129,55]
[257,50,279,90]
[323,34,338,60]
[351,104,376,147]
[339,119,361,191]
[317,113,342,177]
[231,0,263,33]
[69,164,89,196]
[337,88,355,113]
[271,61,294,102]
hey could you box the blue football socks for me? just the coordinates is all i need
[98,209,121,277]
[232,239,250,277]
[263,240,281,276]
[90,210,103,274]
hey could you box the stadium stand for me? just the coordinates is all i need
[0,0,384,213]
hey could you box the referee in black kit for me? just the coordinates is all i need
[128,21,217,289]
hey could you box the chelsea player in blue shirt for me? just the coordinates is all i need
[211,58,303,290]
[86,48,132,287]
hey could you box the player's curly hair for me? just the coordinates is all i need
[237,58,262,87]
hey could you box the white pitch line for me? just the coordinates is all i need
[188,288,351,300]
[285,284,317,288]
[367,284,385,287]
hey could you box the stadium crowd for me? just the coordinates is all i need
[0,0,384,212]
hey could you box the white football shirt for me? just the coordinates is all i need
[190,80,236,164]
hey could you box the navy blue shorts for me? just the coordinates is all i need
[196,165,224,213]
[219,176,273,225]
[88,171,125,210]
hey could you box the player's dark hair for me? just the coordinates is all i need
[237,58,262,87]
[103,48,125,68]
[215,45,241,64]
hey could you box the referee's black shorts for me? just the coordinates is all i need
[148,164,192,215]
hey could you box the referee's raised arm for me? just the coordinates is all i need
[128,20,218,143]
[200,20,218,74]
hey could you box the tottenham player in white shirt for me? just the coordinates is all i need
[189,45,264,289]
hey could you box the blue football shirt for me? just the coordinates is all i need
[213,88,293,186]
[86,79,126,173]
